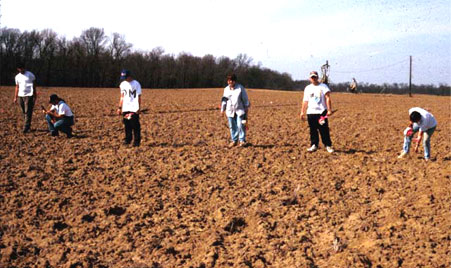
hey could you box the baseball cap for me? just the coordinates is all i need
[120,69,131,80]
[49,94,59,103]
[309,71,319,78]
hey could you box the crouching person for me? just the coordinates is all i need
[43,94,74,138]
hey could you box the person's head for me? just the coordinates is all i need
[16,63,26,74]
[410,111,421,123]
[227,73,237,88]
[120,69,132,81]
[49,94,60,105]
[309,71,319,85]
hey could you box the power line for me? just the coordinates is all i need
[332,58,409,74]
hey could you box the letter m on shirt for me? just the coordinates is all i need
[129,89,137,98]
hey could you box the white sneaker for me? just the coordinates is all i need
[397,151,408,159]
[307,144,317,152]
[326,146,334,153]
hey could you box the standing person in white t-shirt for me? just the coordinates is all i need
[398,107,437,161]
[300,71,334,153]
[14,63,37,133]
[42,94,74,138]
[116,70,142,147]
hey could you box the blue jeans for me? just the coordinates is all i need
[46,114,74,136]
[227,114,246,142]
[402,124,436,159]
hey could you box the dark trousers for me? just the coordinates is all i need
[307,110,332,147]
[123,113,141,146]
[19,96,35,130]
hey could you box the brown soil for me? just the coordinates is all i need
[0,87,450,267]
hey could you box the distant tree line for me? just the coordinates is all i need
[1,27,449,95]
[0,27,293,89]
[330,82,450,96]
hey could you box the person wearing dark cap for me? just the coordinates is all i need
[117,70,142,147]
[42,94,74,138]
[14,63,37,133]
[300,71,334,153]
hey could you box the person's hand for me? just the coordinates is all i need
[116,108,122,115]
[413,138,420,152]
[327,110,332,116]
[13,97,17,104]
[300,112,305,121]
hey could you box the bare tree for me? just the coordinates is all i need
[108,33,132,61]
[80,27,107,57]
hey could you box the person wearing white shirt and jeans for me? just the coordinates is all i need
[43,94,74,138]
[14,64,37,133]
[300,71,334,153]
[398,107,437,161]
[117,70,142,147]
[220,74,250,147]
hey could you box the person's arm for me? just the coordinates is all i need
[300,100,308,120]
[220,88,228,115]
[117,91,124,115]
[32,73,37,101]
[241,87,250,110]
[32,84,37,101]
[325,92,332,116]
[50,111,65,119]
[43,108,61,119]
[414,130,423,152]
[137,94,141,114]
[14,85,19,103]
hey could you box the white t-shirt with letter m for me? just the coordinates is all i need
[120,80,142,113]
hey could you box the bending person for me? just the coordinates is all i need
[398,107,437,161]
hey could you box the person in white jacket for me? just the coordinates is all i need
[220,74,250,147]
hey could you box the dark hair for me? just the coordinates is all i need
[227,74,237,81]
[410,111,421,122]
[16,62,25,69]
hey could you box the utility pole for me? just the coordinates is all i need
[321,60,330,85]
[409,56,412,97]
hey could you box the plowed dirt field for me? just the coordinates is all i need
[0,87,450,267]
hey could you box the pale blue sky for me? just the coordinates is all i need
[2,0,450,85]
